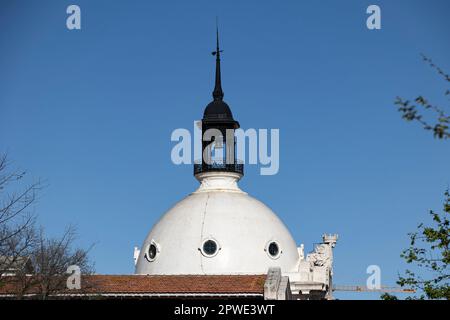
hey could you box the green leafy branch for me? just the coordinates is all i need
[397,190,450,299]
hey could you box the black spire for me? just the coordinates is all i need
[212,24,224,101]
[202,24,237,123]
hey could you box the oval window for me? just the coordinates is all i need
[268,242,279,257]
[148,244,157,260]
[265,241,281,259]
[145,240,159,262]
[201,239,219,257]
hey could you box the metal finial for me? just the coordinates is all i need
[212,19,224,101]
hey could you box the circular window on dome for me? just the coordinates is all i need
[200,239,220,257]
[145,240,160,262]
[265,241,281,259]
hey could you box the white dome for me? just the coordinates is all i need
[135,172,300,275]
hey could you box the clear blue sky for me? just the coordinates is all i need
[1,0,449,299]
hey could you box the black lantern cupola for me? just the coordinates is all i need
[194,27,243,177]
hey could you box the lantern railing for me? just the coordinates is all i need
[194,161,244,175]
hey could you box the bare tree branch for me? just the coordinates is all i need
[394,55,449,139]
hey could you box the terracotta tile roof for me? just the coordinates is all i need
[0,274,267,296]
